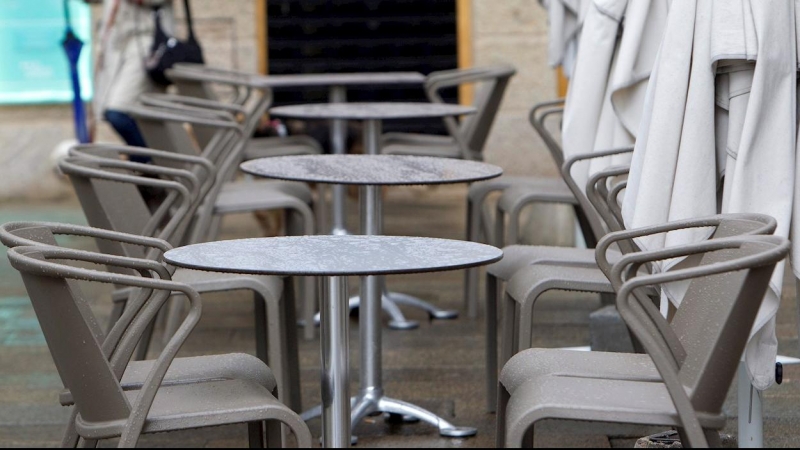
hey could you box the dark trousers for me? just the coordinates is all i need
[104,109,150,163]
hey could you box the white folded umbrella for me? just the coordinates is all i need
[561,0,668,190]
[539,0,589,78]
[623,0,798,390]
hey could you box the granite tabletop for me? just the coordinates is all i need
[169,65,425,89]
[269,102,475,120]
[164,235,503,277]
[240,155,503,186]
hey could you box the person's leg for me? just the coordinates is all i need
[104,109,163,209]
[104,109,150,163]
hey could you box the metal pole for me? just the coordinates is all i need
[359,182,383,395]
[321,276,351,448]
[737,362,763,448]
[363,119,382,155]
[330,86,348,235]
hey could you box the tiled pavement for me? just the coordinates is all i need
[1,185,799,447]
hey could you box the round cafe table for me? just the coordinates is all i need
[268,102,477,331]
[170,65,427,235]
[240,154,502,442]
[164,235,502,448]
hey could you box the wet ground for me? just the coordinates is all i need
[1,185,799,447]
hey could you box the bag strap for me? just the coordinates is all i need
[183,0,196,40]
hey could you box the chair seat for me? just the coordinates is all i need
[497,182,578,213]
[173,268,283,299]
[381,132,456,147]
[468,176,570,202]
[76,379,291,439]
[488,245,618,280]
[504,375,727,439]
[244,136,322,161]
[500,348,659,395]
[60,354,275,406]
[504,263,615,306]
[214,180,312,215]
[382,143,463,159]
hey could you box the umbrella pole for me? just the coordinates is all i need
[737,362,763,448]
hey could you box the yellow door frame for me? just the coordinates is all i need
[256,0,268,74]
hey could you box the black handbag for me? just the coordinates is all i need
[145,0,204,86]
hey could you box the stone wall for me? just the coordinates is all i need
[472,0,560,177]
[470,0,575,245]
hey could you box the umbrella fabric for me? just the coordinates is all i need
[539,0,589,78]
[561,0,669,191]
[623,0,798,389]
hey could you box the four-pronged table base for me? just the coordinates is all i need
[311,290,460,330]
[301,390,478,439]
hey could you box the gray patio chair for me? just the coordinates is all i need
[126,105,318,339]
[125,104,315,245]
[381,64,516,161]
[481,149,637,409]
[483,153,775,410]
[165,64,323,161]
[0,221,289,446]
[6,245,311,448]
[497,234,789,448]
[463,100,583,317]
[57,148,302,412]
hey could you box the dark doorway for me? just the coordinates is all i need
[265,0,459,136]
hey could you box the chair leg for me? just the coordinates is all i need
[496,384,511,448]
[281,279,303,413]
[522,425,534,448]
[302,276,316,341]
[464,198,482,318]
[285,208,317,341]
[494,203,506,249]
[485,273,499,412]
[133,317,156,361]
[265,419,283,448]
[508,205,524,245]
[162,294,188,346]
[106,301,125,334]
[248,421,265,448]
[704,429,722,447]
[61,409,81,448]
[500,293,518,378]
[254,294,268,364]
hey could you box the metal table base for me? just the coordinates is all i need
[305,179,476,440]
[321,118,461,329]
[310,289,459,330]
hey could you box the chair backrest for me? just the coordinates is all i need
[425,65,516,160]
[6,244,201,445]
[560,147,634,247]
[529,100,567,168]
[167,64,275,143]
[169,63,259,107]
[11,247,131,423]
[610,235,788,447]
[59,149,204,252]
[0,224,107,342]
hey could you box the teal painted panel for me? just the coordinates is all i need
[0,0,93,104]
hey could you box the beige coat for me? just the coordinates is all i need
[93,0,173,119]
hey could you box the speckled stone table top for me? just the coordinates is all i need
[164,235,503,277]
[240,155,503,186]
[269,102,475,120]
[170,65,425,89]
